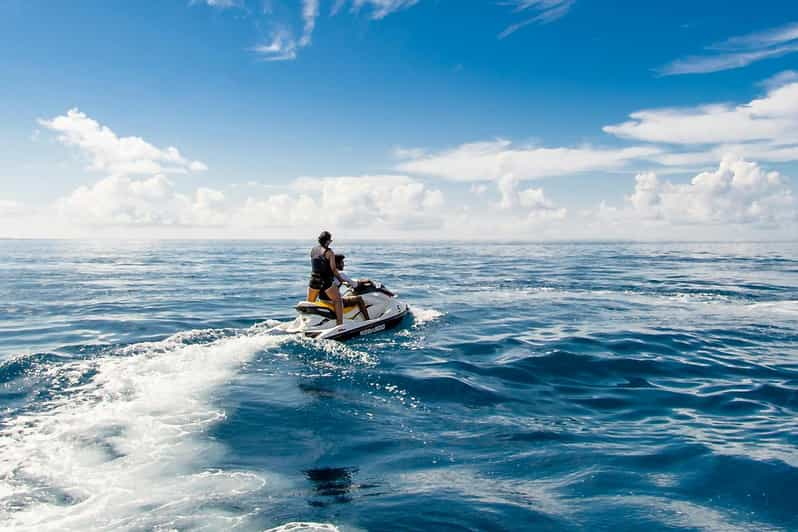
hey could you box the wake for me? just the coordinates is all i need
[0,326,286,530]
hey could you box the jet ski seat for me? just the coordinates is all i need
[311,299,359,313]
[296,300,359,319]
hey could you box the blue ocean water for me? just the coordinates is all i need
[1,240,797,531]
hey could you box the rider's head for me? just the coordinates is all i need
[318,231,332,247]
[335,254,345,269]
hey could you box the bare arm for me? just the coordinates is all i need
[327,249,343,281]
[338,271,355,286]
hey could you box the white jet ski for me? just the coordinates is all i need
[277,280,409,341]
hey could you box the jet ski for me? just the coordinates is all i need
[277,280,409,341]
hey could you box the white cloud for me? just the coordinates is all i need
[206,0,573,61]
[246,0,420,61]
[760,70,798,90]
[397,139,660,181]
[252,30,299,61]
[601,78,798,171]
[399,78,798,181]
[347,0,420,20]
[713,21,798,52]
[392,145,426,159]
[497,174,566,221]
[236,174,444,231]
[603,82,798,146]
[237,193,317,227]
[39,109,207,178]
[300,0,319,46]
[300,174,444,228]
[659,44,798,76]
[470,183,488,195]
[499,0,575,38]
[0,200,24,217]
[625,157,794,225]
[651,142,798,168]
[58,175,227,227]
[659,21,798,75]
[20,160,796,240]
[253,0,320,62]
[193,0,238,7]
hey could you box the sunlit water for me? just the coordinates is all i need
[1,240,796,531]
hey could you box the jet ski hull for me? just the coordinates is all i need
[277,281,409,341]
[312,303,409,341]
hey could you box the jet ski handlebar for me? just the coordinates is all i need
[350,280,396,297]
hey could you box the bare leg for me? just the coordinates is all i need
[325,285,343,325]
[358,297,370,321]
[345,296,370,321]
[307,287,319,302]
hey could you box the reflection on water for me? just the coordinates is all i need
[305,467,358,506]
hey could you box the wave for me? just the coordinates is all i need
[266,523,340,532]
[409,306,444,326]
[0,327,289,531]
[748,299,798,315]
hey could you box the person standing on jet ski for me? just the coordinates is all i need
[308,231,346,325]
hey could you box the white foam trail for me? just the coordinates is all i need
[749,300,798,316]
[0,329,289,530]
[266,523,341,532]
[410,306,444,326]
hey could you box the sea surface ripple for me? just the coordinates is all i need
[1,240,796,531]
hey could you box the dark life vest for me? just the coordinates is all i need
[310,245,332,281]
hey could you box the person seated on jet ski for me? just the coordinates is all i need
[318,254,371,321]
[308,231,345,325]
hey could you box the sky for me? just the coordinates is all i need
[1,0,797,240]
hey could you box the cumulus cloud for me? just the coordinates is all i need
[400,78,798,181]
[397,139,659,181]
[236,174,444,230]
[497,174,566,221]
[499,0,575,38]
[237,193,318,228]
[659,21,798,76]
[603,82,798,149]
[0,200,25,217]
[298,175,443,227]
[392,76,798,185]
[625,157,794,225]
[58,175,227,227]
[39,109,207,177]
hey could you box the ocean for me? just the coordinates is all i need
[1,240,796,531]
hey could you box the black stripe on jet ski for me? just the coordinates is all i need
[321,308,409,341]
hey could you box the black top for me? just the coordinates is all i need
[310,245,333,282]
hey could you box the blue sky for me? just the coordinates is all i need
[1,0,797,239]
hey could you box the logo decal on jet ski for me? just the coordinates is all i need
[359,324,386,336]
